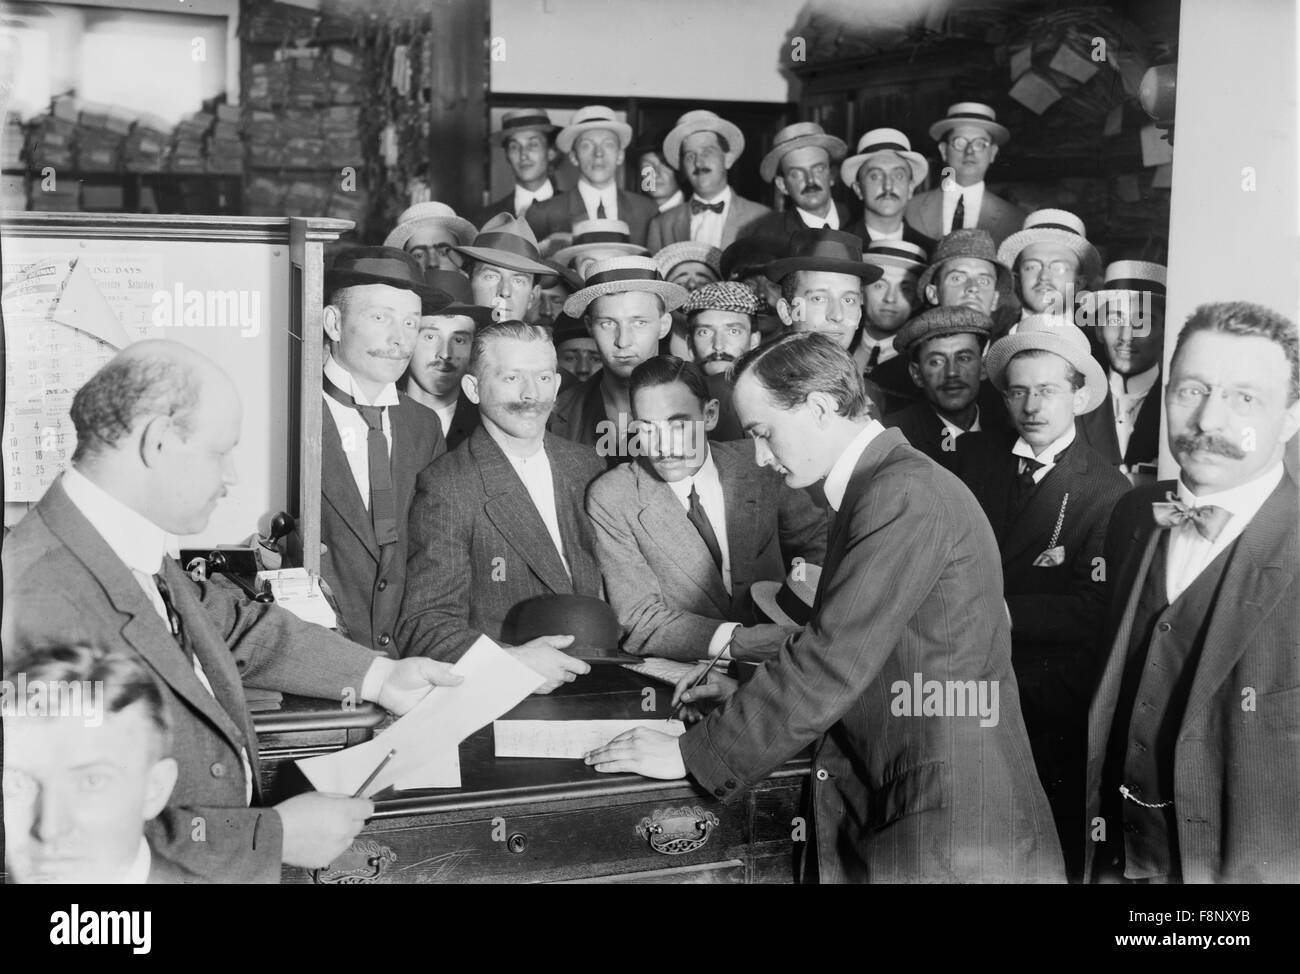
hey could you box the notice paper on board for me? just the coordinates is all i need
[493,719,687,759]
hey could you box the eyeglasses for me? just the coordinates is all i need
[1019,259,1077,278]
[782,163,830,184]
[1168,380,1265,418]
[948,136,992,153]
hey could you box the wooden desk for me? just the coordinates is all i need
[254,669,810,884]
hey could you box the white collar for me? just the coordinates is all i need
[578,178,616,205]
[945,179,985,197]
[1110,364,1160,398]
[692,186,732,207]
[665,448,719,500]
[823,420,886,512]
[324,353,400,408]
[858,333,895,354]
[659,189,684,212]
[120,838,152,884]
[1176,463,1284,514]
[515,180,554,206]
[936,405,981,436]
[61,466,170,577]
[1012,424,1076,463]
[796,204,838,229]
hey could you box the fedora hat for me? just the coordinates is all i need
[895,305,993,355]
[450,213,553,276]
[985,314,1109,413]
[751,563,822,627]
[508,594,639,664]
[765,228,882,283]
[916,229,1012,296]
[494,109,560,146]
[551,312,590,348]
[564,255,689,318]
[326,247,453,312]
[422,268,494,324]
[862,239,928,275]
[759,121,847,184]
[662,109,746,169]
[654,241,722,282]
[997,209,1103,284]
[929,102,1011,146]
[719,234,788,281]
[553,219,646,267]
[680,280,761,318]
[383,201,477,251]
[556,105,633,155]
[840,128,929,189]
[1092,259,1167,307]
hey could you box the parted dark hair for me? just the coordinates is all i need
[70,352,200,463]
[1173,301,1299,404]
[468,318,553,377]
[4,645,173,754]
[629,355,710,407]
[730,331,870,419]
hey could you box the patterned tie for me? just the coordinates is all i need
[690,199,725,215]
[324,377,399,547]
[950,192,966,233]
[1151,494,1231,542]
[686,483,724,575]
[153,571,193,663]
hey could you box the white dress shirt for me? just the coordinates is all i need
[665,451,737,657]
[1011,425,1076,484]
[864,222,904,242]
[513,179,554,217]
[120,838,152,884]
[658,189,684,213]
[433,401,458,440]
[824,420,887,512]
[941,180,986,233]
[937,406,982,441]
[1165,464,1283,604]
[1109,365,1159,458]
[503,444,570,576]
[323,354,398,510]
[689,186,732,248]
[796,204,839,230]
[856,334,899,370]
[577,178,618,222]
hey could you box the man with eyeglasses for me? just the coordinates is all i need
[1087,302,1300,884]
[905,103,1026,246]
[998,209,1102,331]
[744,122,851,240]
[972,315,1132,879]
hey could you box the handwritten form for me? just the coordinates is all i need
[296,636,545,796]
[493,719,687,759]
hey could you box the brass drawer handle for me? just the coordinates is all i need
[636,805,720,856]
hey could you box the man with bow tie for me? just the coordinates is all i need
[1087,302,1300,884]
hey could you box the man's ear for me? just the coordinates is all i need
[143,757,179,820]
[462,372,481,405]
[936,142,951,167]
[1280,398,1300,444]
[568,148,581,169]
[656,313,673,342]
[614,147,626,167]
[703,398,720,433]
[775,175,790,199]
[322,303,343,344]
[547,145,561,167]
[776,299,795,327]
[851,179,865,202]
[139,416,171,469]
[747,331,761,352]
[806,390,835,425]
[529,284,542,311]
[1072,384,1092,416]
[924,284,939,306]
[987,143,999,166]
[908,359,924,389]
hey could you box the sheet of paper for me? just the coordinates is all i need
[296,635,545,796]
[493,719,687,759]
[622,657,699,687]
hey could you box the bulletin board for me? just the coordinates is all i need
[1,213,350,554]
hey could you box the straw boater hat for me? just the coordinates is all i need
[327,247,452,313]
[553,219,646,266]
[759,121,847,184]
[662,109,746,169]
[563,255,689,318]
[680,281,762,318]
[765,228,882,284]
[894,305,993,356]
[654,241,722,281]
[556,105,633,154]
[493,109,560,146]
[449,212,553,275]
[421,269,495,324]
[1092,260,1167,307]
[862,239,928,275]
[383,201,477,251]
[751,563,823,628]
[840,128,929,189]
[916,229,1013,296]
[997,209,1103,285]
[985,314,1108,413]
[929,102,1011,146]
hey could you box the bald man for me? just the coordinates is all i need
[1,340,464,883]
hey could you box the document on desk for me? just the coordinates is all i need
[493,719,687,759]
[296,635,545,796]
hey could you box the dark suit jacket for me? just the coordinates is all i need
[526,187,658,247]
[443,396,480,452]
[2,478,380,883]
[844,217,936,256]
[1086,475,1300,883]
[646,191,771,253]
[742,202,855,242]
[586,440,828,661]
[678,428,1064,882]
[398,427,606,662]
[905,187,1026,246]
[1076,375,1161,472]
[319,394,444,653]
[548,372,609,448]
[470,191,517,229]
[883,401,1005,482]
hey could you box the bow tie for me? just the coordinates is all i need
[1151,493,1231,542]
[690,198,725,215]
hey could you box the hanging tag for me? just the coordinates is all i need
[1032,546,1065,567]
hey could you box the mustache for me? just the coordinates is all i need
[692,166,712,176]
[1172,432,1247,460]
[874,191,900,201]
[800,183,823,194]
[503,401,551,415]
[703,352,736,363]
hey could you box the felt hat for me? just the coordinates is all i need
[551,312,590,347]
[680,281,761,318]
[765,228,882,283]
[564,256,689,317]
[493,109,560,146]
[840,128,928,189]
[985,314,1109,413]
[916,229,1012,296]
[929,102,1010,146]
[422,269,494,323]
[719,234,789,281]
[759,121,847,183]
[508,594,639,664]
[383,201,477,251]
[662,109,745,169]
[556,105,633,154]
[450,213,554,275]
[751,563,823,627]
[894,305,993,355]
[997,209,1103,284]
[326,247,452,312]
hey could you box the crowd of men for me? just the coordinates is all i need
[3,100,1297,887]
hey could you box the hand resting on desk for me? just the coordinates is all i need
[584,727,687,780]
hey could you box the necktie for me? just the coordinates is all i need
[1151,494,1231,542]
[686,483,724,575]
[690,199,725,215]
[950,192,966,233]
[1007,456,1045,528]
[153,571,193,663]
[864,344,881,373]
[324,377,399,547]
[596,198,607,219]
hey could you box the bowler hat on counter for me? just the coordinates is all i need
[509,594,640,664]
[327,246,453,313]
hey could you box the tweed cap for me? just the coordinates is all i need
[894,305,993,354]
[681,281,761,318]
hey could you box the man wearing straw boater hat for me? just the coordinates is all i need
[450,212,555,325]
[841,127,935,252]
[548,255,688,462]
[472,109,561,226]
[971,314,1132,879]
[647,109,771,252]
[905,102,1026,246]
[998,208,1103,326]
[1076,261,1168,485]
[384,201,478,274]
[526,105,658,246]
[553,218,646,281]
[854,238,928,417]
[744,121,850,239]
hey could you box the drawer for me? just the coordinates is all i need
[565,859,747,884]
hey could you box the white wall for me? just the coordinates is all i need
[489,0,807,102]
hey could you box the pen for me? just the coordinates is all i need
[351,748,396,798]
[669,649,729,720]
